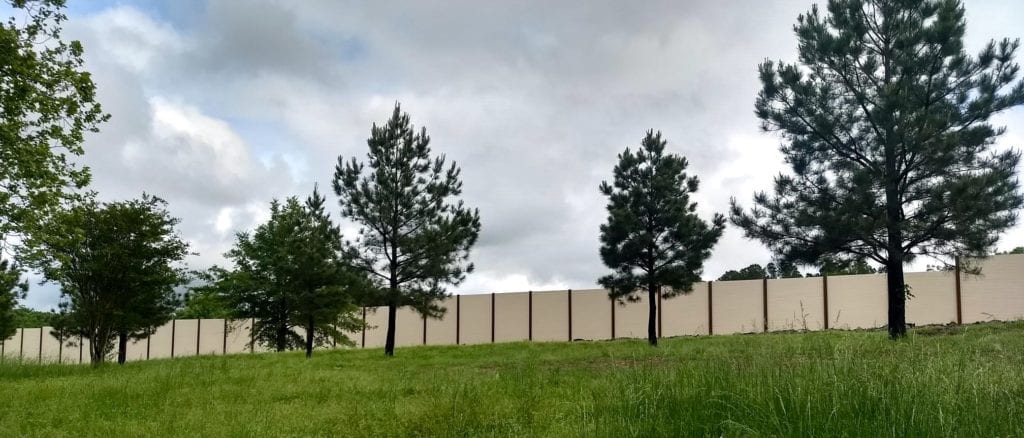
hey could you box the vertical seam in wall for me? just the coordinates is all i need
[528,291,533,341]
[823,275,830,330]
[708,282,714,335]
[171,319,176,358]
[223,319,228,355]
[611,298,616,340]
[196,319,202,356]
[763,277,769,332]
[955,256,963,324]
[568,289,573,342]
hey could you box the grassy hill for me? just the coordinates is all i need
[2,322,1023,436]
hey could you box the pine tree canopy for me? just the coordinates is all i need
[729,0,1024,338]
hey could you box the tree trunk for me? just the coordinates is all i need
[885,255,907,339]
[305,315,314,359]
[275,323,287,352]
[117,332,128,365]
[647,282,658,346]
[384,300,397,357]
[90,334,106,366]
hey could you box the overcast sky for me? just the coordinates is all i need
[19,0,1024,309]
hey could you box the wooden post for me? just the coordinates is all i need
[38,327,43,363]
[250,318,256,353]
[422,313,427,346]
[222,319,228,355]
[491,292,496,343]
[762,277,769,332]
[57,329,63,364]
[823,275,830,330]
[171,319,176,358]
[196,319,202,356]
[568,289,573,341]
[707,282,714,335]
[456,295,461,345]
[528,291,533,341]
[19,328,24,361]
[78,334,83,364]
[360,308,366,348]
[955,256,963,325]
[611,299,616,340]
[146,334,151,360]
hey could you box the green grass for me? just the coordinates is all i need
[2,322,1024,437]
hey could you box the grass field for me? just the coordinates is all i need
[1,322,1023,437]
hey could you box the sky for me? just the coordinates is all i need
[18,0,1024,309]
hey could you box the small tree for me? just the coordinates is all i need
[25,195,190,365]
[718,264,769,281]
[334,103,480,357]
[598,130,725,346]
[207,191,362,357]
[0,260,28,341]
[731,0,1024,338]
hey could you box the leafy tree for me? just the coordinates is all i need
[11,305,54,327]
[176,286,232,320]
[24,195,189,365]
[598,130,725,346]
[730,0,1024,339]
[718,264,769,281]
[0,260,28,340]
[998,246,1024,255]
[334,103,480,357]
[1,0,108,254]
[208,191,362,357]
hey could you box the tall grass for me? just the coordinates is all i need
[2,322,1022,436]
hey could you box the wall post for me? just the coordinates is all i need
[528,291,533,341]
[822,275,830,330]
[251,317,256,353]
[954,256,963,324]
[708,282,714,335]
[611,299,616,340]
[171,319,176,358]
[223,319,228,355]
[456,294,461,345]
[657,288,663,339]
[196,319,202,356]
[568,289,573,341]
[762,277,769,332]
[491,292,496,343]
[360,308,366,348]
[58,329,63,364]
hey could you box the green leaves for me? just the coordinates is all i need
[0,1,108,250]
[733,0,1024,268]
[332,103,480,313]
[598,130,725,300]
[21,195,190,364]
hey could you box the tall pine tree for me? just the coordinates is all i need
[334,104,480,357]
[730,0,1024,339]
[599,130,725,346]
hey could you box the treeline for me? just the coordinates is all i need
[4,0,1024,360]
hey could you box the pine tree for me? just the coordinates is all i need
[730,0,1024,339]
[599,130,725,346]
[333,103,480,357]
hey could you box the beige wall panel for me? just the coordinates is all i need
[197,319,226,356]
[494,292,530,342]
[458,294,492,345]
[711,280,764,335]
[172,319,199,357]
[532,290,569,342]
[394,306,424,347]
[20,326,41,362]
[59,333,83,364]
[570,289,612,341]
[363,307,389,348]
[225,319,253,354]
[38,327,62,363]
[124,333,148,362]
[962,254,1024,323]
[827,274,887,329]
[905,271,957,325]
[1,329,19,361]
[767,278,825,331]
[615,291,652,339]
[426,296,458,345]
[661,285,710,337]
[148,322,174,359]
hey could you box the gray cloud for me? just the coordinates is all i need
[21,0,1024,308]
